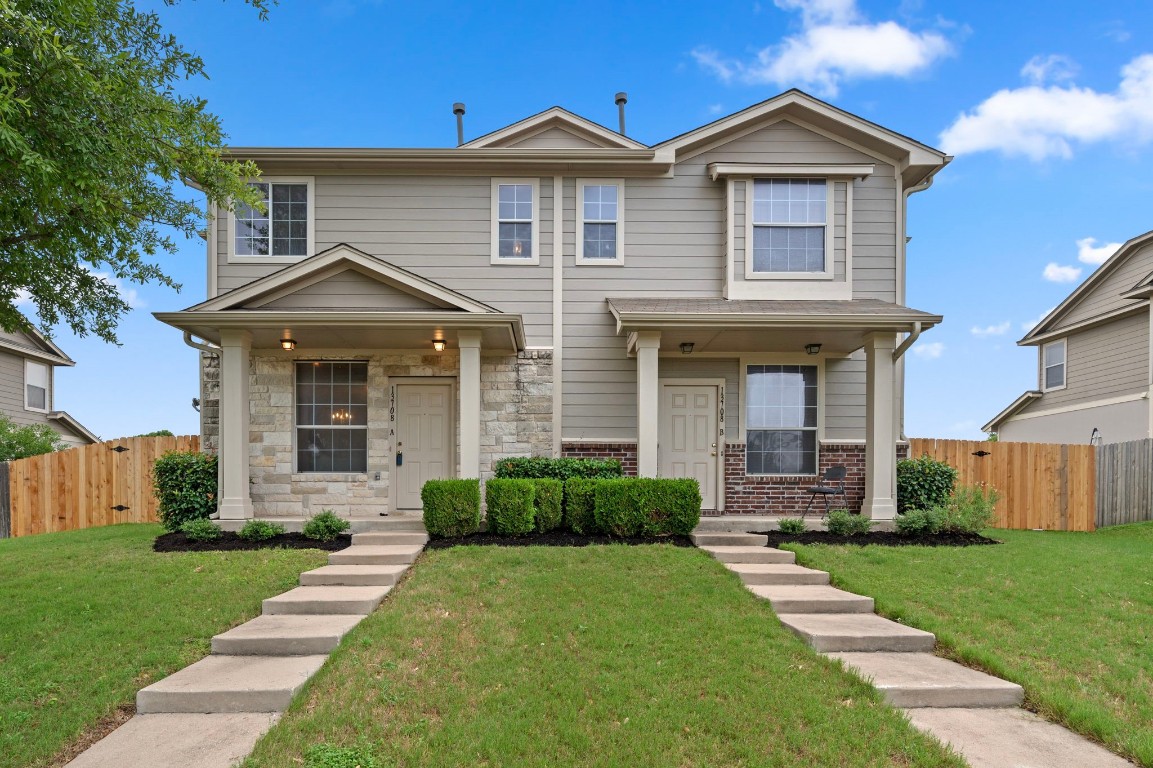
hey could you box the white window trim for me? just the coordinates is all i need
[292,359,371,476]
[24,359,50,413]
[491,178,540,265]
[227,176,316,265]
[739,355,825,477]
[1041,338,1067,392]
[575,178,625,265]
[744,178,835,281]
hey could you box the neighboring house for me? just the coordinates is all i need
[155,89,947,520]
[986,230,1153,445]
[0,322,98,448]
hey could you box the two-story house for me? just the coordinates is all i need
[0,320,98,448]
[985,229,1153,444]
[155,90,947,521]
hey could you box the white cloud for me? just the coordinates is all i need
[1020,54,1078,85]
[912,341,944,359]
[1043,262,1082,283]
[940,54,1153,160]
[14,289,32,307]
[1021,307,1056,334]
[707,103,725,115]
[692,0,952,97]
[970,321,1011,337]
[1076,236,1122,265]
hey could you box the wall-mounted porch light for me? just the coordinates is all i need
[679,342,695,354]
[280,336,297,351]
[432,339,447,352]
[805,343,822,355]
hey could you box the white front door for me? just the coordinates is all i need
[659,384,719,510]
[394,383,453,511]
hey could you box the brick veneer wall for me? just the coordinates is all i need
[561,442,638,476]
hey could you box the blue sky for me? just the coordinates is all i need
[40,0,1153,440]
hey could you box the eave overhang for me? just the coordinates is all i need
[0,337,74,366]
[983,391,1042,433]
[1018,301,1149,347]
[48,411,99,443]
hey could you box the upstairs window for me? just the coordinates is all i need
[231,178,313,260]
[1042,339,1066,391]
[577,180,624,264]
[492,179,539,264]
[751,178,828,274]
[25,360,49,411]
[745,364,818,475]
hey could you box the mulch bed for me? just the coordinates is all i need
[153,532,353,553]
[749,530,1000,547]
[426,531,695,549]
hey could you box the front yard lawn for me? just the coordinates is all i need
[784,522,1153,767]
[244,545,962,768]
[0,524,328,768]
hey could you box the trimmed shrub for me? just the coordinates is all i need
[0,414,63,460]
[594,479,644,537]
[564,478,602,534]
[778,517,807,534]
[937,483,999,534]
[153,451,218,532]
[531,478,564,533]
[237,519,286,541]
[634,478,702,536]
[826,509,873,536]
[180,517,222,542]
[422,479,481,538]
[302,510,350,542]
[492,456,623,481]
[485,479,536,536]
[897,455,958,514]
[894,508,943,536]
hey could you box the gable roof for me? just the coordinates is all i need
[461,107,647,149]
[982,390,1042,433]
[185,244,500,314]
[1020,229,1153,345]
[0,320,74,366]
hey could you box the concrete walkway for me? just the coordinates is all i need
[693,531,1133,768]
[66,520,427,768]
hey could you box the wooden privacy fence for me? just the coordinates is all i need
[1095,438,1153,528]
[907,438,1097,532]
[1,435,199,538]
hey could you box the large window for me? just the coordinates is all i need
[751,178,828,274]
[1042,339,1066,391]
[745,364,818,475]
[492,180,538,263]
[296,362,368,473]
[25,360,48,411]
[577,180,624,264]
[233,180,311,258]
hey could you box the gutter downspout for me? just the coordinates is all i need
[183,331,220,356]
[892,321,922,361]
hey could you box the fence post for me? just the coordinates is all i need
[0,461,10,539]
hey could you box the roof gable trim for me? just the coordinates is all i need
[462,107,647,150]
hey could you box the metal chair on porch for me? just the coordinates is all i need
[803,465,847,517]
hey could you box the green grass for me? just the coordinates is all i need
[0,524,328,768]
[783,523,1153,767]
[244,545,963,768]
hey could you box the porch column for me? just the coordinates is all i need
[635,331,661,476]
[217,329,253,520]
[458,330,482,479]
[862,332,897,520]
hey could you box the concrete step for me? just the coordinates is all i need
[63,713,280,768]
[351,531,428,546]
[328,544,423,566]
[829,652,1024,708]
[699,545,796,564]
[300,563,409,587]
[747,584,874,614]
[905,707,1133,768]
[136,655,327,714]
[262,585,391,616]
[725,562,830,586]
[212,614,365,656]
[777,612,936,652]
[690,532,768,547]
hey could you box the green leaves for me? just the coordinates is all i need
[152,450,217,531]
[0,413,62,460]
[896,454,958,514]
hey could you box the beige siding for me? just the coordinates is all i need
[0,349,53,429]
[998,398,1148,444]
[507,127,602,149]
[261,269,445,310]
[1019,313,1149,414]
[1057,242,1153,327]
[825,353,866,440]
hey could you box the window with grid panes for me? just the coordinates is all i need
[745,364,818,475]
[234,182,308,257]
[496,183,534,259]
[751,178,827,273]
[582,184,619,259]
[295,362,368,473]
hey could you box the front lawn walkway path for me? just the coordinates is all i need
[693,530,1134,768]
[65,523,428,768]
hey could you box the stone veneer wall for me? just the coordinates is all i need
[200,349,554,517]
[561,442,638,476]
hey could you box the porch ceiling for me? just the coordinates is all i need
[608,297,942,356]
[153,310,525,352]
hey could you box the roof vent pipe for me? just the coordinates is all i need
[453,102,466,146]
[615,92,628,135]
